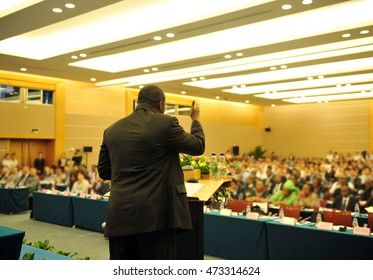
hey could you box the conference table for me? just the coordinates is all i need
[204,211,373,260]
[32,191,107,232]
[0,187,29,214]
[33,191,74,227]
[0,225,25,260]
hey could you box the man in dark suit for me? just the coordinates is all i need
[34,152,45,177]
[98,85,205,260]
[332,184,358,212]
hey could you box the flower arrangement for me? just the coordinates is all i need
[180,154,210,174]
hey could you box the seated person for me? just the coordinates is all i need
[270,180,299,206]
[230,174,247,200]
[294,183,318,208]
[0,167,10,186]
[332,184,358,212]
[71,171,90,194]
[26,168,40,219]
[55,167,67,185]
[269,175,283,195]
[246,180,268,203]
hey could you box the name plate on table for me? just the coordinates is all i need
[281,217,296,225]
[90,193,100,200]
[62,191,70,196]
[80,193,87,198]
[52,190,59,195]
[246,212,259,220]
[353,226,371,236]
[220,209,232,216]
[317,221,333,231]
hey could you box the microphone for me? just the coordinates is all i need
[181,153,194,170]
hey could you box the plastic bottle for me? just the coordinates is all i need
[209,153,218,180]
[246,203,251,214]
[354,202,360,216]
[219,200,224,211]
[352,217,359,228]
[279,208,284,221]
[218,153,227,180]
[316,212,322,224]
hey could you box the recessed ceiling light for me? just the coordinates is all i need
[143,69,150,73]
[215,96,221,100]
[71,55,78,59]
[302,0,313,5]
[153,35,162,41]
[224,54,232,59]
[307,76,313,80]
[318,75,324,79]
[181,91,186,95]
[280,65,287,69]
[20,67,27,71]
[139,85,144,89]
[79,53,87,57]
[232,85,238,89]
[52,8,62,13]
[271,104,276,107]
[90,78,96,82]
[151,67,158,71]
[360,30,370,35]
[336,84,342,88]
[361,90,366,94]
[166,33,175,38]
[240,84,246,88]
[270,66,277,71]
[236,52,243,57]
[317,100,322,104]
[346,83,351,87]
[281,4,292,10]
[191,78,197,81]
[342,33,351,38]
[245,100,250,104]
[325,100,329,103]
[65,3,75,9]
[199,77,205,80]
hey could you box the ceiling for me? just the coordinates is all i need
[1,0,373,106]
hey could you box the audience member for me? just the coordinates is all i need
[34,152,46,177]
[294,183,318,208]
[246,180,268,202]
[58,152,68,169]
[332,184,358,212]
[2,153,12,169]
[10,153,18,169]
[71,171,90,194]
[72,149,83,166]
[270,180,299,206]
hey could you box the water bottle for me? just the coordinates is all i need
[354,202,360,216]
[352,217,359,228]
[218,153,227,180]
[279,208,284,221]
[316,212,322,224]
[246,203,251,214]
[209,153,218,180]
[219,200,224,211]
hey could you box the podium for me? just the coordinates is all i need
[176,179,231,260]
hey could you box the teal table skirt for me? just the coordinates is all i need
[33,191,73,227]
[71,196,108,232]
[204,211,268,259]
[266,220,373,260]
[0,187,29,214]
[0,225,25,260]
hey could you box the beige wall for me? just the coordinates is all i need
[263,100,371,158]
[64,81,127,167]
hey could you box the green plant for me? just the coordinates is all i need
[251,145,267,159]
[32,240,55,251]
[180,154,210,174]
[22,252,35,260]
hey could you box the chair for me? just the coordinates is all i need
[332,211,352,227]
[368,213,373,230]
[323,210,333,223]
[227,199,249,213]
[319,200,328,208]
[282,205,302,219]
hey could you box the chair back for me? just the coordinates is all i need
[282,205,302,219]
[319,200,328,207]
[332,211,352,227]
[368,213,373,230]
[323,210,333,223]
[227,199,248,213]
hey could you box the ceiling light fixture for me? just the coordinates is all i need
[79,53,87,57]
[236,52,243,57]
[342,33,351,38]
[284,91,373,104]
[191,78,197,81]
[151,67,158,71]
[90,78,96,82]
[65,3,75,9]
[20,67,27,72]
[143,69,150,73]
[199,77,205,80]
[224,55,232,59]
[166,33,175,38]
[280,65,287,69]
[245,100,250,104]
[302,0,313,4]
[215,96,221,100]
[281,4,292,10]
[52,8,63,13]
[270,66,277,71]
[181,91,186,94]
[360,30,370,35]
[139,85,144,89]
[271,104,276,107]
[307,76,314,80]
[318,75,324,79]
[153,36,162,41]
[71,55,78,59]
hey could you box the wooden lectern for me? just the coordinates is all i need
[176,179,231,260]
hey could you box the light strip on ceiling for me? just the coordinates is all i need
[256,84,373,99]
[284,91,373,103]
[97,37,373,87]
[223,73,373,95]
[186,57,373,89]
[0,0,44,18]
[0,0,273,59]
[71,0,373,72]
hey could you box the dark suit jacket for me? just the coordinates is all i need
[34,158,45,174]
[332,195,358,212]
[98,104,205,237]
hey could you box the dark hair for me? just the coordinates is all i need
[137,85,165,108]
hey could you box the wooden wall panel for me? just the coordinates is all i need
[263,100,370,157]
